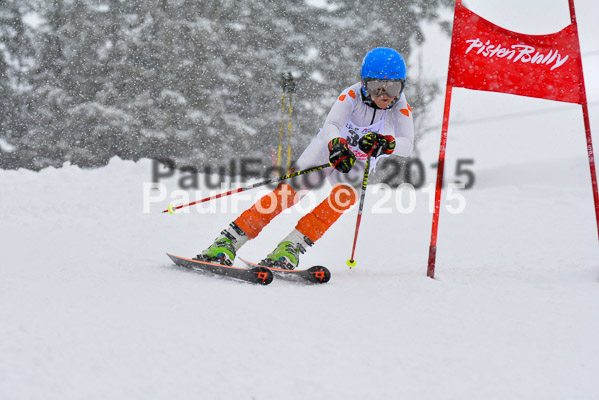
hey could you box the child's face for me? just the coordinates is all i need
[372,93,395,109]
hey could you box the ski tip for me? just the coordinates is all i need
[167,253,185,262]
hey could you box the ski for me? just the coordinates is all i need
[167,254,273,285]
[239,257,331,284]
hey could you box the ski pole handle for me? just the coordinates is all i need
[163,162,331,214]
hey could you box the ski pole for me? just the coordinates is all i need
[277,72,295,172]
[286,74,295,172]
[163,162,331,214]
[276,74,287,169]
[347,156,371,268]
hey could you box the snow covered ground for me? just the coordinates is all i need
[1,150,598,399]
[3,1,599,398]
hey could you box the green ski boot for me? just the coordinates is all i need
[260,241,301,270]
[195,223,248,266]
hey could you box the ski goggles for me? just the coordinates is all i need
[364,79,404,98]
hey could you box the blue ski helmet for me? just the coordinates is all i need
[361,47,406,82]
[360,48,406,107]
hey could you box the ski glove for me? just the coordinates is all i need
[358,133,396,158]
[328,138,356,173]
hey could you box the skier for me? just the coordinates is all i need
[196,47,414,269]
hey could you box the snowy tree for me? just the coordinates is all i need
[1,0,451,170]
[0,0,33,166]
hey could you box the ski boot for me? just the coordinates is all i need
[259,230,313,270]
[195,223,248,266]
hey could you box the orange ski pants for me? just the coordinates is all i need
[235,183,357,242]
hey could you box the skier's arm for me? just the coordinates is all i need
[318,90,355,144]
[387,95,414,158]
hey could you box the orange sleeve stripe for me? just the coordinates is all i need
[338,94,346,101]
[400,109,410,117]
[348,90,356,99]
